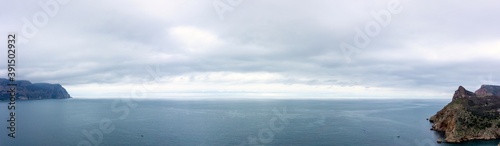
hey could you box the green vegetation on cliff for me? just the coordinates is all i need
[430,85,500,143]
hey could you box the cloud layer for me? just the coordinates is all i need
[1,0,499,99]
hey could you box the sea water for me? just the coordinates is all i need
[0,98,499,146]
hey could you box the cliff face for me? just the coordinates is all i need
[452,86,475,100]
[429,85,500,143]
[475,85,500,97]
[0,79,71,100]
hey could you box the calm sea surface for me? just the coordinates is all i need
[1,98,499,146]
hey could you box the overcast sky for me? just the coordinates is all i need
[1,0,499,99]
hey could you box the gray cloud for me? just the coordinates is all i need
[1,0,499,98]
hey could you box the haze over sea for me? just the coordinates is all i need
[1,98,499,146]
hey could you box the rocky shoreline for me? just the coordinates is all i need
[429,85,500,143]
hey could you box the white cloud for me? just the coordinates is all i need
[169,26,223,53]
[2,0,500,99]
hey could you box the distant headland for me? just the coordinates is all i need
[0,78,71,101]
[429,85,500,143]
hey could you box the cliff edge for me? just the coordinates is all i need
[0,78,71,100]
[429,85,500,143]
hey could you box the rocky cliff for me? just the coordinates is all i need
[0,78,71,100]
[429,85,500,143]
[475,85,500,97]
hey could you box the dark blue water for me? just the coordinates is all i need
[0,98,499,146]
